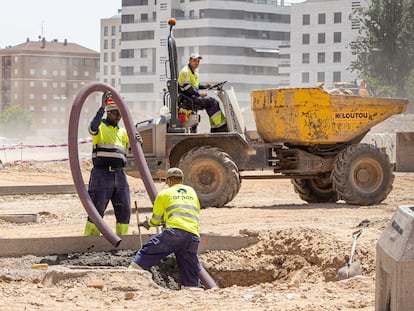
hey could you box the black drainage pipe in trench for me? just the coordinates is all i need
[68,82,218,289]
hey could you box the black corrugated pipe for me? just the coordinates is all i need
[68,82,157,247]
[69,82,218,289]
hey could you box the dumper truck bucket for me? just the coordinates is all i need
[251,87,408,145]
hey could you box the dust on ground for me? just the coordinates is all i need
[0,162,413,310]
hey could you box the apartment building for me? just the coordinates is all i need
[101,10,122,90]
[0,38,100,137]
[289,0,365,87]
[119,0,291,119]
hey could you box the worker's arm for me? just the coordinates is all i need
[88,92,110,135]
[88,108,104,135]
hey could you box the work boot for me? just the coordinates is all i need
[116,223,129,235]
[211,123,228,133]
[84,221,100,236]
[128,262,143,270]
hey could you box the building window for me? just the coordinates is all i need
[141,48,148,58]
[318,33,325,44]
[42,94,48,100]
[42,81,48,88]
[302,72,310,83]
[111,26,116,35]
[111,52,116,62]
[42,69,47,76]
[29,93,35,100]
[104,26,108,36]
[53,82,58,88]
[104,53,108,62]
[29,81,35,87]
[334,32,342,43]
[111,39,116,49]
[104,40,108,49]
[73,58,80,65]
[111,65,115,75]
[29,69,35,76]
[60,82,66,88]
[302,14,310,25]
[141,13,148,21]
[73,70,78,76]
[334,12,342,23]
[333,71,341,82]
[318,13,326,24]
[140,66,148,73]
[333,52,341,63]
[84,71,90,77]
[317,72,325,82]
[61,70,66,76]
[302,33,310,44]
[302,53,310,64]
[52,70,58,76]
[317,52,325,63]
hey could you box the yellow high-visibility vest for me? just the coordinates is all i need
[149,184,201,236]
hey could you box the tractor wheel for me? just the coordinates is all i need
[331,143,394,205]
[292,173,337,203]
[178,146,241,208]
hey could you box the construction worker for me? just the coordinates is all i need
[129,167,202,288]
[84,91,143,236]
[178,53,228,132]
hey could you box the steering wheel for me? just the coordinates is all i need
[208,81,227,90]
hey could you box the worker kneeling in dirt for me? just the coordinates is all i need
[178,53,228,132]
[129,167,202,288]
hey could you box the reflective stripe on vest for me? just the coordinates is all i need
[91,122,128,162]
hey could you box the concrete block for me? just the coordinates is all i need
[376,205,414,310]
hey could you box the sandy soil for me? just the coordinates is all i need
[0,162,413,310]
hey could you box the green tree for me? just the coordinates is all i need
[0,105,33,138]
[350,0,414,98]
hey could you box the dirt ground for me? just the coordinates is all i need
[0,162,413,310]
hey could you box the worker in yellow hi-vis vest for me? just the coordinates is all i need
[178,53,227,132]
[129,167,202,288]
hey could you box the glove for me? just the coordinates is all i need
[139,220,150,230]
[101,91,112,109]
[135,132,143,146]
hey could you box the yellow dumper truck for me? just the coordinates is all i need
[126,19,408,208]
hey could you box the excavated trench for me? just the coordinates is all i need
[33,228,375,290]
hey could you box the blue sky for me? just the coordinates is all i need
[0,0,304,52]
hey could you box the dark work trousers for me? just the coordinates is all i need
[87,167,131,224]
[133,228,201,287]
[194,95,221,118]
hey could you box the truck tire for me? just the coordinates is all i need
[331,143,394,205]
[178,146,241,208]
[292,174,337,203]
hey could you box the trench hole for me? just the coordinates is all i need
[38,228,373,289]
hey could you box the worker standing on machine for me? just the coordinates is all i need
[178,53,228,133]
[83,91,143,236]
[129,167,202,288]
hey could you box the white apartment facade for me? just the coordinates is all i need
[119,0,291,119]
[289,0,366,87]
[100,10,122,90]
[101,0,367,125]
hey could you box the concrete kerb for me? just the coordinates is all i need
[0,234,259,258]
